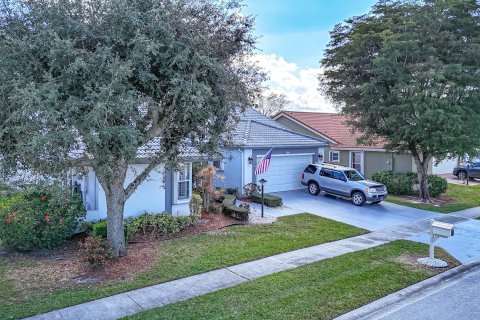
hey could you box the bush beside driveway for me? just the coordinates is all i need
[386,183,480,213]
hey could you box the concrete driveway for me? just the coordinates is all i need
[264,189,442,231]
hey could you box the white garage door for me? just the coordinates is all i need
[433,157,458,174]
[256,154,313,193]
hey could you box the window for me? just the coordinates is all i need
[329,151,340,162]
[304,165,317,174]
[332,170,346,181]
[344,170,365,181]
[320,168,333,178]
[212,160,224,170]
[176,165,191,202]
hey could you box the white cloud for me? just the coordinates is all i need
[250,53,337,113]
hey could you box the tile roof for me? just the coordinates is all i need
[232,108,329,148]
[279,111,386,149]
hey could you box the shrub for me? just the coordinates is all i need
[196,166,217,209]
[222,194,236,207]
[189,194,202,223]
[251,193,283,207]
[243,183,260,197]
[79,235,113,269]
[92,220,108,238]
[0,185,85,250]
[126,212,194,240]
[428,175,448,197]
[372,171,448,197]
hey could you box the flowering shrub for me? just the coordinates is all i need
[0,185,85,250]
[79,235,113,269]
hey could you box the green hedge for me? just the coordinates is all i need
[251,193,283,207]
[371,171,448,197]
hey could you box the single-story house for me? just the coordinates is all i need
[214,108,330,194]
[274,111,435,178]
[71,139,204,221]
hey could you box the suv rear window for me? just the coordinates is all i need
[304,165,317,174]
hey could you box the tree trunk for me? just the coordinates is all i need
[412,153,432,202]
[105,182,127,257]
[98,163,129,257]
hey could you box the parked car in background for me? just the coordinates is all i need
[301,163,388,206]
[453,161,480,180]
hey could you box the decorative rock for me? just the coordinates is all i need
[417,257,448,268]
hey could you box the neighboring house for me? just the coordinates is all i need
[70,140,204,221]
[215,108,329,194]
[273,111,433,178]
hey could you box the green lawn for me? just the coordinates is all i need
[0,213,367,319]
[126,240,458,320]
[386,183,480,213]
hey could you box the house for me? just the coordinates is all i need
[273,111,429,178]
[215,108,330,194]
[71,139,204,221]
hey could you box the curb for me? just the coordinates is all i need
[335,258,480,320]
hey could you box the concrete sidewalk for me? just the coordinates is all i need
[28,213,479,320]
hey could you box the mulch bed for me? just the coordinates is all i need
[394,195,456,207]
[1,211,242,297]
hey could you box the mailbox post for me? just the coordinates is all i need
[418,219,455,268]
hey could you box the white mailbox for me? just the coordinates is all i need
[431,221,455,238]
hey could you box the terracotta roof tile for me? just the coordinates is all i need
[281,111,385,149]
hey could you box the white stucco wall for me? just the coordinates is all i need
[86,164,166,221]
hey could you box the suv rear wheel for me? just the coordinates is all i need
[457,170,467,180]
[351,191,365,206]
[308,181,320,195]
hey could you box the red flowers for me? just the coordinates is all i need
[59,217,64,223]
[6,217,11,224]
[45,215,50,222]
[12,212,16,217]
[41,195,47,201]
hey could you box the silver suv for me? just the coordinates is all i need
[300,163,388,206]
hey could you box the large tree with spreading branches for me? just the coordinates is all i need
[321,0,480,201]
[0,0,262,256]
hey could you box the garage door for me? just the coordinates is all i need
[256,154,313,193]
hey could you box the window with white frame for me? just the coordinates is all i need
[329,151,340,162]
[176,165,191,201]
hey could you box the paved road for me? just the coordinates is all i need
[367,263,480,320]
[268,189,441,231]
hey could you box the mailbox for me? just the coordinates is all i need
[431,221,454,238]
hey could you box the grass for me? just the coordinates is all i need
[126,240,458,320]
[0,213,367,319]
[386,183,480,213]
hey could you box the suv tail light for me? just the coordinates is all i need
[301,172,304,179]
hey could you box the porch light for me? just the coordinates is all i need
[318,154,324,162]
[248,156,253,164]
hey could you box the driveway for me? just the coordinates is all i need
[256,189,442,231]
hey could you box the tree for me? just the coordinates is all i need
[321,0,480,201]
[0,0,262,256]
[254,92,290,117]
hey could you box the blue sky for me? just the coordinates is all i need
[243,0,377,69]
[241,0,378,111]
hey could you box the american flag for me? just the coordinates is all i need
[255,148,273,175]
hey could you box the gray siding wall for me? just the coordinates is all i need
[251,147,319,184]
[323,147,349,168]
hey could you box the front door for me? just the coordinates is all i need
[351,152,363,173]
